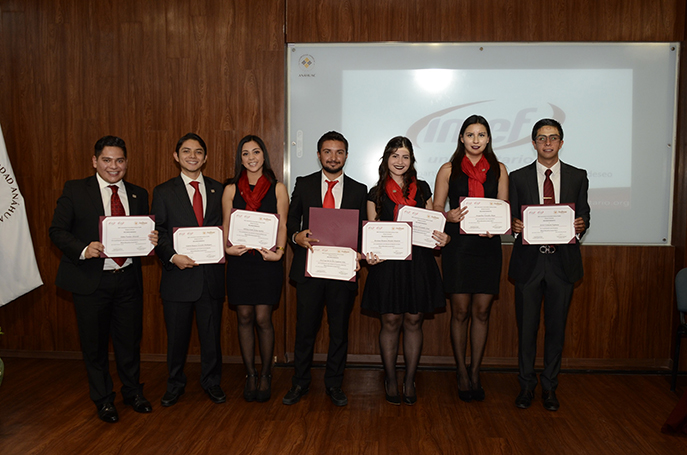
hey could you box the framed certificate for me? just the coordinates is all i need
[173,226,226,264]
[309,207,359,250]
[99,215,155,258]
[227,209,279,251]
[459,197,512,235]
[305,245,357,282]
[522,204,576,245]
[361,221,412,260]
[395,205,446,249]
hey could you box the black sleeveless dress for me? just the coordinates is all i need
[442,167,502,295]
[361,180,446,315]
[225,182,283,306]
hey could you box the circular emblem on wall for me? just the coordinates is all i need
[299,54,315,72]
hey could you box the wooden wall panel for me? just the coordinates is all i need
[1,0,687,373]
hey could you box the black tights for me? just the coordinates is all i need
[450,294,494,390]
[236,304,274,391]
[379,312,424,397]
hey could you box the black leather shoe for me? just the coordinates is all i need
[471,385,485,402]
[256,375,272,403]
[161,387,185,407]
[515,389,534,409]
[542,390,559,411]
[282,385,309,405]
[97,402,119,423]
[123,394,152,413]
[244,374,258,402]
[385,379,401,406]
[402,382,417,406]
[326,387,348,406]
[205,385,226,404]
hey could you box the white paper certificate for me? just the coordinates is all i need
[460,197,512,235]
[522,204,576,245]
[173,226,225,264]
[362,221,412,260]
[100,215,155,258]
[306,246,357,282]
[396,205,446,249]
[227,209,279,250]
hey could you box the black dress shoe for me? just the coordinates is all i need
[97,402,119,423]
[326,387,348,406]
[161,387,185,407]
[515,389,534,409]
[282,385,309,405]
[385,379,401,406]
[457,373,472,403]
[244,374,258,402]
[542,390,559,411]
[402,382,417,406]
[205,385,226,404]
[471,385,485,402]
[256,375,272,403]
[123,394,152,413]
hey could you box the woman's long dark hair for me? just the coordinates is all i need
[372,136,423,220]
[225,135,277,186]
[449,115,500,182]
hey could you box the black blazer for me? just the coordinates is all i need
[508,161,591,284]
[287,171,367,288]
[151,175,225,302]
[49,176,148,295]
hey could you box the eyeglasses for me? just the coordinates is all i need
[535,135,561,144]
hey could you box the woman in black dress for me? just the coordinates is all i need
[222,135,289,402]
[362,136,449,405]
[433,115,508,402]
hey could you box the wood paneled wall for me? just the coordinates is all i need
[1,0,686,371]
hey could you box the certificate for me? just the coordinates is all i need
[99,215,155,258]
[459,197,512,235]
[522,204,576,245]
[362,221,412,260]
[309,207,359,250]
[395,205,446,249]
[173,226,226,264]
[227,209,279,251]
[305,246,357,282]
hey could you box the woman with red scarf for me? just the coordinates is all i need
[433,115,509,403]
[222,135,289,403]
[361,136,449,405]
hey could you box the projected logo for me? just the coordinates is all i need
[299,54,316,71]
[406,101,566,151]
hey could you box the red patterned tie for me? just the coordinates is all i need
[190,181,203,226]
[323,180,338,209]
[543,169,555,205]
[109,185,127,266]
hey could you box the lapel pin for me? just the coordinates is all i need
[211,189,216,193]
[132,194,137,198]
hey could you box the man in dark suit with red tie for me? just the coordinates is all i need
[151,133,226,406]
[50,136,154,423]
[282,131,367,407]
[509,118,590,412]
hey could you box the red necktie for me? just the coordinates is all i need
[190,181,203,226]
[108,185,127,266]
[323,180,338,209]
[543,169,555,205]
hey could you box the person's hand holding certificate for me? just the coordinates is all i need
[227,209,279,250]
[459,197,511,235]
[395,205,446,249]
[99,215,155,258]
[522,204,576,245]
[173,226,226,264]
[362,221,412,261]
[305,245,357,282]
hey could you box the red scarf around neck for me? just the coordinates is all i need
[238,169,270,211]
[385,176,417,218]
[461,155,489,197]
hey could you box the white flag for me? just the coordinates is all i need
[0,124,43,306]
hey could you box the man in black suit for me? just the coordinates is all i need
[49,136,154,423]
[509,118,590,412]
[151,133,226,406]
[282,131,367,407]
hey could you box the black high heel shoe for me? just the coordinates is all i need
[385,379,401,406]
[457,373,473,403]
[244,373,258,402]
[256,374,272,403]
[470,370,485,401]
[403,381,417,406]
